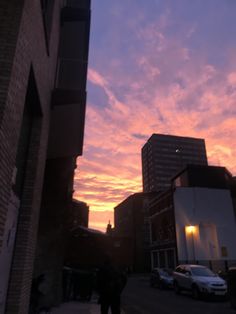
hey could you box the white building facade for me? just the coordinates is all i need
[174,187,236,270]
[149,165,236,272]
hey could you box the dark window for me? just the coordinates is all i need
[159,251,165,268]
[13,69,42,199]
[167,250,175,269]
[13,99,33,198]
[182,268,189,275]
[151,222,157,242]
[175,266,183,273]
[152,251,158,268]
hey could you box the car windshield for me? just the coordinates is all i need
[191,267,215,277]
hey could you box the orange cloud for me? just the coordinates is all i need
[74,6,236,231]
[228,72,236,86]
[74,64,236,231]
[89,210,115,231]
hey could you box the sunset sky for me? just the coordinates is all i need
[74,0,236,231]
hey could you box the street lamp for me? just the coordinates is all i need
[185,225,196,262]
[185,225,196,234]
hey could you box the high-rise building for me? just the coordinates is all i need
[142,134,208,192]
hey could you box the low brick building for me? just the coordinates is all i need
[65,226,133,271]
[114,192,158,272]
[149,190,177,270]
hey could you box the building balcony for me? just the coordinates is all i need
[47,87,86,159]
[47,1,90,159]
[55,58,88,91]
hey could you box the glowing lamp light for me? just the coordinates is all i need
[185,225,196,234]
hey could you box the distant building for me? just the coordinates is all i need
[142,134,208,192]
[0,0,90,312]
[65,226,133,270]
[106,221,113,235]
[114,192,158,272]
[150,165,236,272]
[69,199,89,229]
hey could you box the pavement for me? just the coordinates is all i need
[50,301,100,314]
[50,296,125,314]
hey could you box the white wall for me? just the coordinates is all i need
[174,187,236,262]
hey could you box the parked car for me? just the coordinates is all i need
[150,268,173,289]
[173,264,227,299]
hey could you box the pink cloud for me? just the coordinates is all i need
[74,11,236,231]
[75,65,236,231]
[88,68,108,87]
[228,72,236,86]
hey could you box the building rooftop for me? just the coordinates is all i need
[145,133,206,145]
[172,164,233,190]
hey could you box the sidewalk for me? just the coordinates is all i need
[51,301,100,314]
[50,298,125,314]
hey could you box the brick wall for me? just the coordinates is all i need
[0,0,64,313]
[0,0,24,255]
[33,0,91,308]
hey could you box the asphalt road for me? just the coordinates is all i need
[121,275,235,314]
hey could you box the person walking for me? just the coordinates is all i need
[29,274,45,314]
[97,256,127,314]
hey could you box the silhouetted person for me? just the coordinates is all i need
[29,274,45,314]
[62,267,73,301]
[81,271,94,301]
[97,256,127,314]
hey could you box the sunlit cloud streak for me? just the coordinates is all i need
[74,0,236,231]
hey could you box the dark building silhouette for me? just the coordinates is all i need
[33,0,91,307]
[114,192,158,272]
[142,134,208,192]
[106,221,113,235]
[65,226,133,271]
[0,0,90,312]
[149,189,176,269]
[69,199,89,229]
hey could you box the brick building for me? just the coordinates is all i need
[0,1,90,313]
[114,192,158,272]
[149,189,177,270]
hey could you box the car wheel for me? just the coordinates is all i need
[174,281,181,294]
[192,285,200,300]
